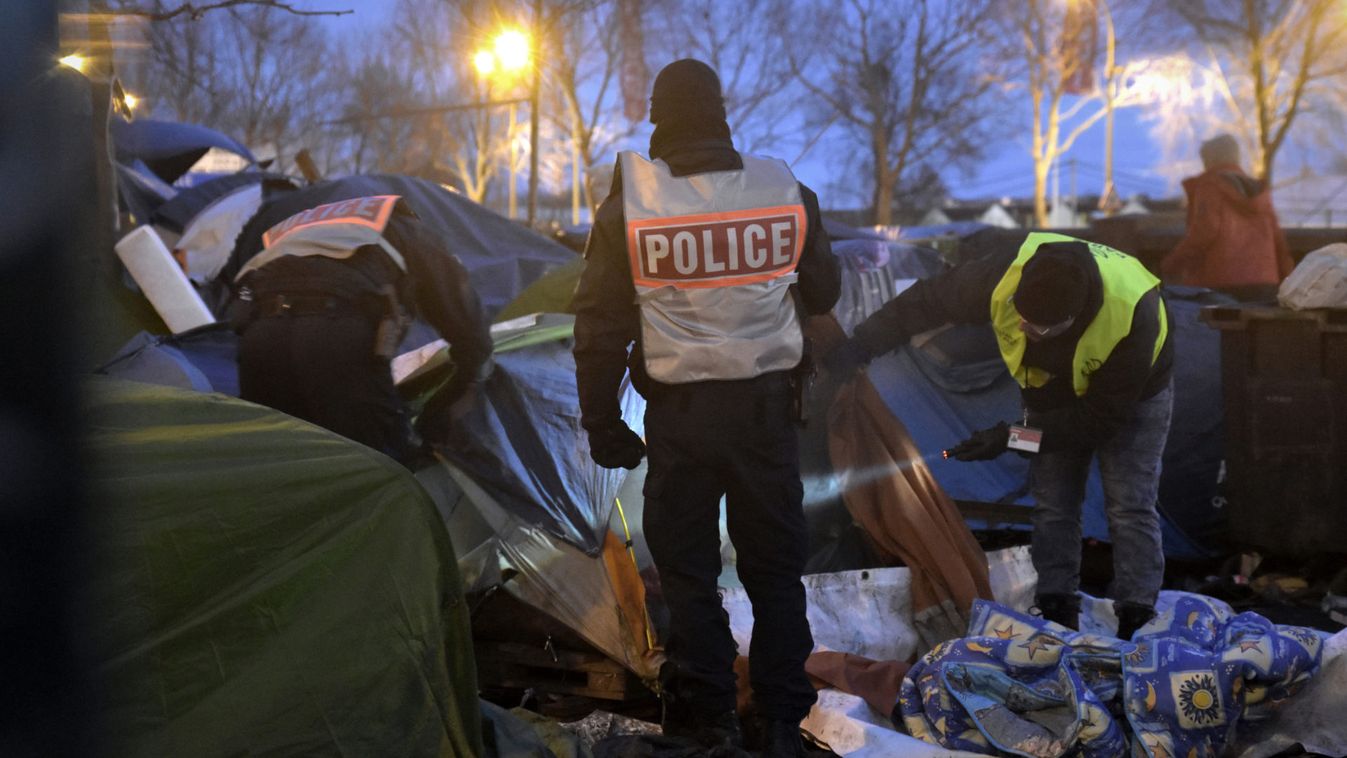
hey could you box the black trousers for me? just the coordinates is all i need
[642,371,816,722]
[238,312,415,463]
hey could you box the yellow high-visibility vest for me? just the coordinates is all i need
[990,232,1167,397]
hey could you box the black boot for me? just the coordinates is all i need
[1033,593,1081,630]
[757,719,807,757]
[1115,602,1156,641]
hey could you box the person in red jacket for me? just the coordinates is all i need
[1161,134,1294,301]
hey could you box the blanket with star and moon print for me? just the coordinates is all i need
[895,594,1325,758]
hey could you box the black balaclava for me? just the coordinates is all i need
[648,58,732,159]
[1014,242,1090,326]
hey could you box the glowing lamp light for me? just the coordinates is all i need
[492,29,530,73]
[59,53,88,73]
[473,49,497,76]
[122,92,140,111]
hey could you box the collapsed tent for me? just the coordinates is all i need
[404,314,661,680]
[83,377,483,757]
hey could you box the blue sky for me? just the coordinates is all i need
[303,0,1178,206]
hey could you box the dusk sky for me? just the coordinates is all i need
[301,0,1211,209]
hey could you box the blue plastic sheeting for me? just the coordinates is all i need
[116,160,177,223]
[432,321,643,554]
[835,244,1221,559]
[1152,286,1233,550]
[224,174,578,320]
[97,324,241,396]
[111,119,255,184]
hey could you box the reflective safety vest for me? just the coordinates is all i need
[620,151,808,383]
[990,232,1168,397]
[235,194,406,281]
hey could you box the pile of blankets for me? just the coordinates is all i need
[898,593,1325,757]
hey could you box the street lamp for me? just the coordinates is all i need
[59,53,89,74]
[474,26,532,220]
[493,29,529,73]
[473,49,497,77]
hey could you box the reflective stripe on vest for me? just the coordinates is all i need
[620,151,807,383]
[990,232,1168,396]
[235,195,406,281]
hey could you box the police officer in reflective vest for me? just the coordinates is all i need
[235,195,491,464]
[827,233,1173,641]
[573,59,840,755]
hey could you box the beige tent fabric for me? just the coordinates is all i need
[813,315,993,650]
[600,530,660,668]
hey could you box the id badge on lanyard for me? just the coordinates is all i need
[1008,407,1042,454]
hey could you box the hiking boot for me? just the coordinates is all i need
[1115,602,1156,641]
[662,705,743,751]
[1032,593,1080,630]
[757,719,807,757]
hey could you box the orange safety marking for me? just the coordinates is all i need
[626,204,807,289]
[263,194,401,248]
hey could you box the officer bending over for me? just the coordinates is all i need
[235,195,491,464]
[828,233,1172,641]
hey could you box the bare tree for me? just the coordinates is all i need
[385,0,510,202]
[113,0,350,20]
[546,0,636,219]
[784,0,1001,226]
[1004,0,1100,226]
[337,57,422,175]
[128,3,335,172]
[991,0,1173,225]
[1163,0,1347,182]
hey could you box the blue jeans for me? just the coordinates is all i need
[1028,383,1172,607]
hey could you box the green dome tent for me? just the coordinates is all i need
[84,378,483,757]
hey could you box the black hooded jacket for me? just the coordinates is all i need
[850,243,1173,453]
[572,137,841,433]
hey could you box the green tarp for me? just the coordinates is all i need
[84,377,483,757]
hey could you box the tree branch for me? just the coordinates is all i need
[119,1,351,21]
[1058,105,1108,155]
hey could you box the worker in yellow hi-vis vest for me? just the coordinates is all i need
[826,232,1173,642]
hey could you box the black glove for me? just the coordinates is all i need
[822,337,872,379]
[588,422,645,470]
[946,422,1010,462]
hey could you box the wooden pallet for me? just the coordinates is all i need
[476,641,642,701]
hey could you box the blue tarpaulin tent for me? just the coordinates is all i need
[110,118,255,184]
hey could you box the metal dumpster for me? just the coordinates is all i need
[1201,305,1347,555]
